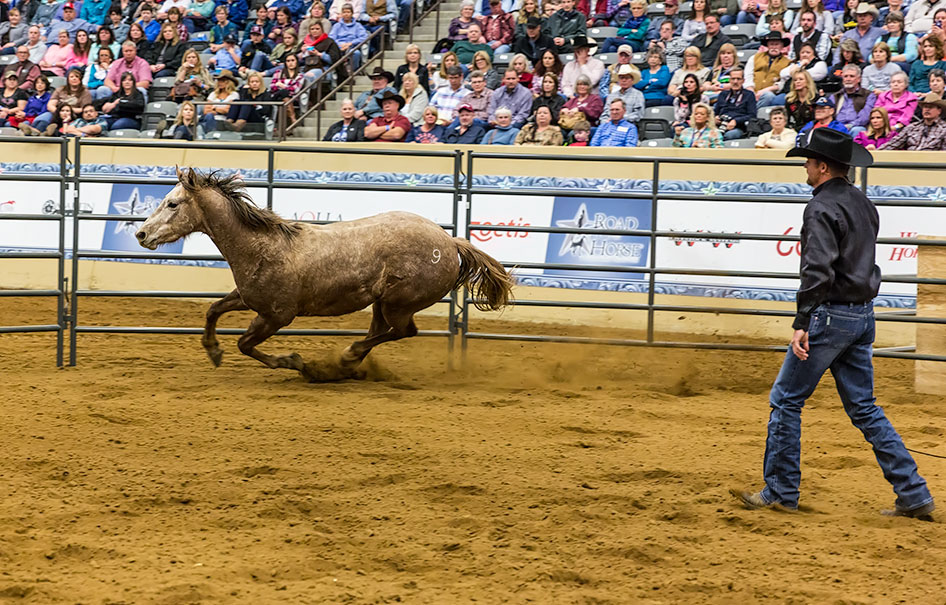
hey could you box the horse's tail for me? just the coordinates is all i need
[453,238,514,312]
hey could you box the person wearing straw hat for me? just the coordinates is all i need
[605,63,644,124]
[835,3,884,64]
[733,127,935,521]
[880,91,946,149]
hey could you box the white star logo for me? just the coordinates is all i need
[929,188,946,203]
[598,180,614,193]
[555,203,591,256]
[111,188,157,236]
[702,182,720,196]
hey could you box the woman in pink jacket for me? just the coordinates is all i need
[874,71,918,133]
[39,30,77,78]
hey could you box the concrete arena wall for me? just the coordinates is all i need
[3,141,943,348]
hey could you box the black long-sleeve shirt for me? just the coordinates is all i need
[793,177,881,330]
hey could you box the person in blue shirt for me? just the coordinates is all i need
[330,4,368,71]
[443,103,487,143]
[797,95,851,137]
[635,47,672,107]
[479,106,519,144]
[79,0,110,25]
[591,98,639,146]
[214,0,248,28]
[268,0,307,21]
[136,5,162,42]
[208,33,240,72]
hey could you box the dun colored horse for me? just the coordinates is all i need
[136,168,513,380]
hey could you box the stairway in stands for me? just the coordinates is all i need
[291,0,462,140]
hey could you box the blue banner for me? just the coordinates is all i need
[102,184,181,253]
[545,196,651,280]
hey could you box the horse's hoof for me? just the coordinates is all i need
[207,348,223,367]
[277,352,304,370]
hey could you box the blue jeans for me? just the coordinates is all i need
[736,11,758,23]
[723,126,745,140]
[759,302,933,511]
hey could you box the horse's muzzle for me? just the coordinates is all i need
[135,230,158,250]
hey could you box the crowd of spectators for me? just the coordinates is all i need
[319,0,946,149]
[2,0,945,149]
[0,0,400,138]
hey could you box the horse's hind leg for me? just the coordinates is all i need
[237,314,304,372]
[202,288,248,367]
[339,305,418,369]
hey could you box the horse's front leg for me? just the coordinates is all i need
[237,313,304,372]
[202,288,248,367]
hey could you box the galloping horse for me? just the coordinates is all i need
[135,168,513,380]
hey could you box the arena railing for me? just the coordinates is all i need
[68,138,464,366]
[463,151,946,363]
[283,26,387,140]
[0,135,70,366]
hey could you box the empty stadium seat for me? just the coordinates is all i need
[0,126,23,136]
[140,101,178,130]
[0,55,17,66]
[757,105,776,121]
[647,2,666,15]
[48,76,66,89]
[189,40,210,52]
[596,53,615,64]
[722,24,756,46]
[725,137,758,148]
[680,1,693,13]
[107,129,142,138]
[140,129,157,138]
[640,137,674,147]
[638,105,675,139]
[588,27,617,40]
[206,130,244,140]
[736,48,756,65]
[428,53,444,65]
[493,53,512,65]
[151,76,176,102]
[632,52,646,65]
[786,0,803,8]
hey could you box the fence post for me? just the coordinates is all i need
[266,146,275,211]
[647,160,659,344]
[56,137,69,367]
[69,139,81,366]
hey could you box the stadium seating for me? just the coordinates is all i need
[588,27,618,40]
[638,105,675,140]
[493,53,512,66]
[0,126,23,136]
[0,55,17,66]
[140,101,178,131]
[757,106,777,121]
[48,76,66,90]
[206,130,244,140]
[640,137,674,147]
[151,77,176,103]
[647,3,667,16]
[725,137,759,148]
[107,129,143,138]
[722,24,756,47]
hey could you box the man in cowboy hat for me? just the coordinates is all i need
[605,63,644,124]
[364,90,410,141]
[750,31,791,108]
[354,66,396,120]
[881,92,946,150]
[836,3,883,64]
[560,35,603,97]
[691,13,732,67]
[713,67,756,140]
[733,127,935,520]
[546,0,587,53]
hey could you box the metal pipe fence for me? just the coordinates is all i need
[463,151,946,363]
[2,138,945,367]
[67,139,461,366]
[0,136,69,365]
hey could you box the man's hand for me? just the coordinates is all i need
[791,329,809,361]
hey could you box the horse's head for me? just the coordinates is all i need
[136,167,205,250]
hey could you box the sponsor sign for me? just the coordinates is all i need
[103,184,182,253]
[544,197,651,280]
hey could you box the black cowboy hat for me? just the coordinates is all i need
[571,35,597,52]
[368,66,395,83]
[378,89,405,109]
[758,31,790,46]
[786,127,873,168]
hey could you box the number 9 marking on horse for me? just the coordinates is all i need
[432,249,441,264]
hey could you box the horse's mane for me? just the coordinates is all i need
[179,168,302,239]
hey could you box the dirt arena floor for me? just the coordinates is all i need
[1,296,944,604]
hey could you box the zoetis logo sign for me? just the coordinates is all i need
[469,218,531,242]
[777,227,918,260]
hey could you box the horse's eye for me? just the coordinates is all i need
[167,201,179,209]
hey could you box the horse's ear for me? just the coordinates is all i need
[176,164,182,180]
